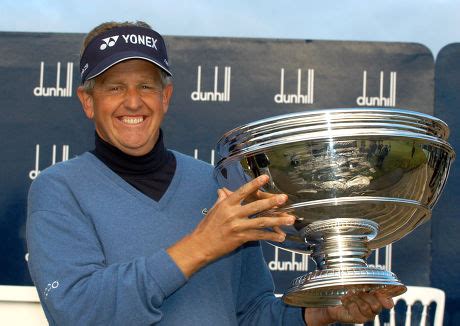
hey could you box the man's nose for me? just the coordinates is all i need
[124,88,142,110]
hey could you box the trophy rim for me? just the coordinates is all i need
[216,108,455,163]
[215,132,455,168]
[217,108,451,150]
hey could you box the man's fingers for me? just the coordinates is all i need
[237,194,288,218]
[222,176,289,217]
[228,175,270,204]
[374,291,394,310]
[241,229,287,243]
[226,215,294,234]
[340,292,394,324]
[216,189,227,203]
[254,190,275,199]
[244,215,295,230]
[272,226,285,236]
[338,298,367,323]
[345,295,376,320]
[221,187,232,196]
[246,189,277,203]
[358,292,384,315]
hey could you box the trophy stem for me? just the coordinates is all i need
[305,218,378,271]
[282,218,406,307]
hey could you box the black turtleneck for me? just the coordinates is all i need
[91,131,176,202]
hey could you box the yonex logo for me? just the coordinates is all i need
[100,35,119,50]
[99,34,158,51]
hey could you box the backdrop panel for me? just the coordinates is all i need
[0,32,435,310]
[0,32,93,285]
[433,43,460,326]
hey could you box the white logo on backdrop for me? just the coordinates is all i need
[100,35,119,50]
[29,144,70,180]
[370,244,394,271]
[33,62,73,97]
[356,70,397,107]
[268,247,309,272]
[191,66,231,102]
[274,68,315,104]
[193,148,216,165]
[268,244,394,272]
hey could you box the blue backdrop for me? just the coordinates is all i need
[432,43,460,326]
[0,31,456,324]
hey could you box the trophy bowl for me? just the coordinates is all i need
[214,108,455,307]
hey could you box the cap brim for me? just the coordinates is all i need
[85,51,172,81]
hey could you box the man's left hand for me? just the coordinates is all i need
[304,291,394,326]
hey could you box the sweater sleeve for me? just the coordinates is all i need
[26,172,187,325]
[236,242,306,326]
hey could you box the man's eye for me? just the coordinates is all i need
[142,85,155,90]
[102,85,122,93]
[141,84,161,91]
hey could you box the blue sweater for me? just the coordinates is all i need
[27,152,305,325]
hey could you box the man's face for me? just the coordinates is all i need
[77,59,173,156]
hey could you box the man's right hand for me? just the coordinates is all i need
[167,174,295,278]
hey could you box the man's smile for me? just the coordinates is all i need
[118,116,146,125]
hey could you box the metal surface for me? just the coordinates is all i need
[214,108,455,306]
[283,267,406,307]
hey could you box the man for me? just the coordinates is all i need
[27,21,393,325]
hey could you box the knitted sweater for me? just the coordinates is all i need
[27,152,305,325]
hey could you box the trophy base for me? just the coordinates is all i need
[282,266,406,307]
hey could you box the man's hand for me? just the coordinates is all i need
[167,174,295,278]
[304,292,394,326]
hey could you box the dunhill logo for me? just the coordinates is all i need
[356,71,397,107]
[268,247,309,272]
[29,144,70,180]
[274,68,314,104]
[33,62,73,97]
[191,66,231,102]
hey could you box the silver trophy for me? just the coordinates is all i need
[214,108,455,307]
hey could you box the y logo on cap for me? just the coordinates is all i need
[100,35,119,50]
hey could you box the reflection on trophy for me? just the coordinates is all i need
[214,108,455,307]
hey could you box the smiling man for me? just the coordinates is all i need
[26,21,393,325]
[78,59,171,156]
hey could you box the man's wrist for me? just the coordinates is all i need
[166,233,212,278]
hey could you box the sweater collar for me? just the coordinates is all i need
[92,130,170,175]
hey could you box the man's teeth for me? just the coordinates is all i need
[121,117,144,124]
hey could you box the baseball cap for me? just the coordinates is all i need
[80,25,172,84]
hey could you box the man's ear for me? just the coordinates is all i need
[162,83,173,114]
[77,86,95,120]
